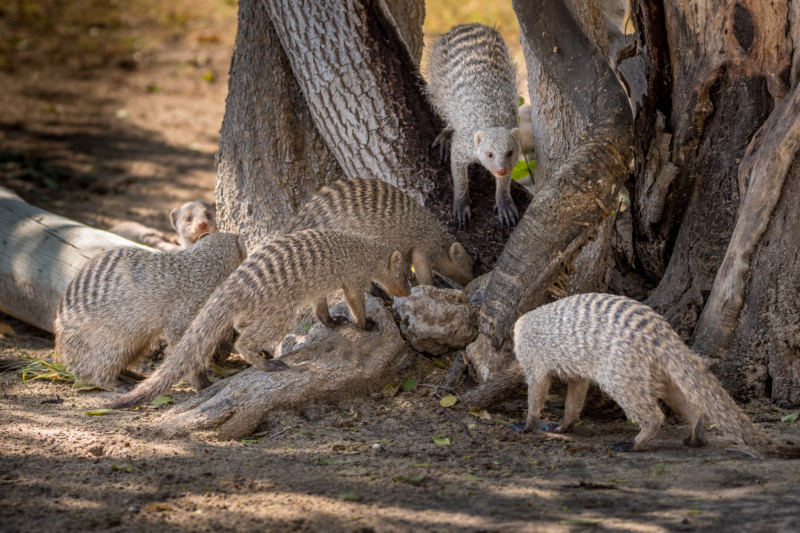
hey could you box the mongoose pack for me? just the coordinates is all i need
[108,229,411,408]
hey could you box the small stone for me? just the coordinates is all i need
[372,443,384,451]
[392,286,479,355]
[87,444,105,457]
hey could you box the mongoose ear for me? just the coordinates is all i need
[511,127,521,146]
[449,242,464,262]
[474,130,485,148]
[235,235,248,261]
[169,208,179,231]
[389,250,403,270]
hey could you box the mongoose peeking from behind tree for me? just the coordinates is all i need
[284,178,475,288]
[54,232,247,391]
[171,200,218,248]
[512,293,800,458]
[108,229,412,409]
[425,23,522,227]
[109,200,218,252]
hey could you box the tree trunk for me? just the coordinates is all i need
[214,0,344,246]
[467,0,633,380]
[262,0,531,271]
[0,187,142,333]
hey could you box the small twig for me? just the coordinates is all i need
[725,447,758,459]
[420,384,456,393]
[256,426,296,442]
[437,403,476,443]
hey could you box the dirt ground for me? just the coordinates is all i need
[2,3,800,532]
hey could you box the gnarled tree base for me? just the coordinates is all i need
[154,296,409,440]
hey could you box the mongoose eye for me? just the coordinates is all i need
[506,151,513,157]
[487,152,494,159]
[186,216,192,222]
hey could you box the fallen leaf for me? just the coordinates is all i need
[433,433,450,445]
[439,395,457,408]
[338,492,360,501]
[86,409,115,416]
[150,396,173,406]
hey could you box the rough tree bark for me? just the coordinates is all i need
[214,0,344,246]
[467,0,633,381]
[629,0,800,402]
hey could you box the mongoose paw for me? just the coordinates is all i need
[453,197,472,227]
[432,129,453,162]
[683,436,707,448]
[322,316,349,329]
[494,200,519,228]
[609,440,637,452]
[364,317,379,332]
[510,423,528,433]
[539,423,563,434]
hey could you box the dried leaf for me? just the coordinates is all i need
[86,409,115,416]
[781,413,798,423]
[150,396,173,406]
[439,395,457,408]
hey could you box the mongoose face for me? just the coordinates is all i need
[170,200,218,247]
[433,242,475,286]
[474,128,521,180]
[376,250,412,298]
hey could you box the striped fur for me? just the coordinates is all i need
[108,229,412,409]
[514,293,800,458]
[54,233,247,391]
[285,178,474,286]
[425,23,521,226]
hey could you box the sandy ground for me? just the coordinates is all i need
[2,3,800,532]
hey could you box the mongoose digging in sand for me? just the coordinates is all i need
[285,178,475,287]
[54,232,247,391]
[108,229,412,409]
[426,23,522,227]
[512,293,800,458]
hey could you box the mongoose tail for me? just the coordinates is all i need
[109,230,411,409]
[663,350,800,459]
[106,289,252,410]
[171,200,218,248]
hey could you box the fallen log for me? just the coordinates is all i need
[0,187,143,333]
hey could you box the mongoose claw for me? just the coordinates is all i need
[539,423,562,433]
[453,197,472,227]
[432,129,453,162]
[494,201,519,228]
[609,441,637,452]
[510,422,528,433]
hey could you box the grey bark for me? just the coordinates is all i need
[0,187,142,333]
[215,0,344,247]
[469,0,633,380]
[263,0,531,271]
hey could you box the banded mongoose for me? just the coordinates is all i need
[108,229,412,408]
[54,232,247,391]
[425,23,522,227]
[512,293,800,458]
[170,200,218,248]
[109,200,218,252]
[284,178,475,289]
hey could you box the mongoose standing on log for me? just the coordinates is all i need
[512,293,800,458]
[54,232,247,391]
[425,23,522,227]
[285,178,475,289]
[108,229,412,409]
